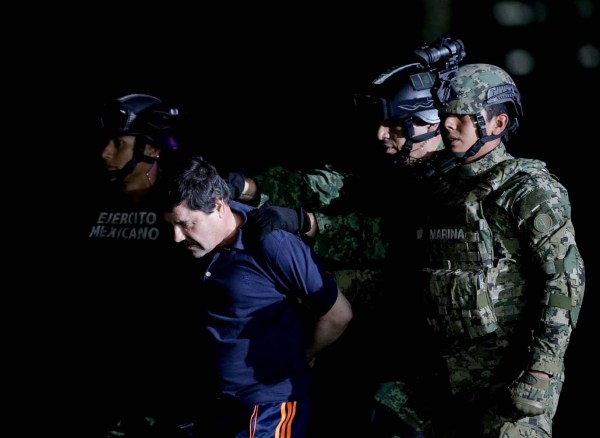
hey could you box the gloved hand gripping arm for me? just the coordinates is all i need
[245,205,313,242]
[223,171,260,206]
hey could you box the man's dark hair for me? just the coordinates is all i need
[163,156,231,213]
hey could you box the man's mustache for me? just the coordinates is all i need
[181,239,200,249]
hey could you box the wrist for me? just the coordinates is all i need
[298,208,312,235]
[528,370,551,379]
[238,177,259,205]
[305,212,317,237]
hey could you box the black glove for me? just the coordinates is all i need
[245,205,311,242]
[223,171,246,199]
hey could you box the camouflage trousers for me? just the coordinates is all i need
[429,404,555,438]
[371,372,563,438]
[429,374,563,437]
[372,380,429,437]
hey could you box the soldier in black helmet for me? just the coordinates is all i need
[98,94,181,197]
[81,94,197,438]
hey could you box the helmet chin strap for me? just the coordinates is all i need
[105,158,137,185]
[105,136,159,185]
[396,118,440,164]
[452,112,505,161]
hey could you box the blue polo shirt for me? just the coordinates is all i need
[201,201,339,406]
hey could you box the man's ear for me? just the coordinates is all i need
[492,113,510,135]
[429,123,440,132]
[144,144,160,158]
[215,198,226,216]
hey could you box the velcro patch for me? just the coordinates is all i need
[533,213,553,233]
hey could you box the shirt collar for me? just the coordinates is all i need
[457,143,512,178]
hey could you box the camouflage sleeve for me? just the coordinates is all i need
[251,165,388,263]
[516,174,585,376]
[313,211,387,264]
[252,164,345,209]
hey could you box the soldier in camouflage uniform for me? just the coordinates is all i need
[235,61,447,437]
[239,61,445,313]
[414,64,586,437]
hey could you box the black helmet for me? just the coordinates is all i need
[354,63,441,166]
[100,94,180,150]
[354,63,440,125]
[100,94,181,183]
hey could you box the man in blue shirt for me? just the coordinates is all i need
[163,155,353,438]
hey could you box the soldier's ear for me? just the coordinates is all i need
[144,144,160,158]
[492,113,510,135]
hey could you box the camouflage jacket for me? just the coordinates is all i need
[252,164,388,266]
[418,143,585,395]
[251,165,389,310]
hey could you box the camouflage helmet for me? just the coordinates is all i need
[438,63,523,118]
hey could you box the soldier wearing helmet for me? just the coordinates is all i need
[437,63,522,162]
[358,62,443,170]
[413,63,586,436]
[238,60,448,263]
[99,94,180,197]
[82,94,200,437]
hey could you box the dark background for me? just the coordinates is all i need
[24,1,597,436]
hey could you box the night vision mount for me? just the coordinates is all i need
[414,37,465,75]
[352,36,466,129]
[413,36,466,106]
